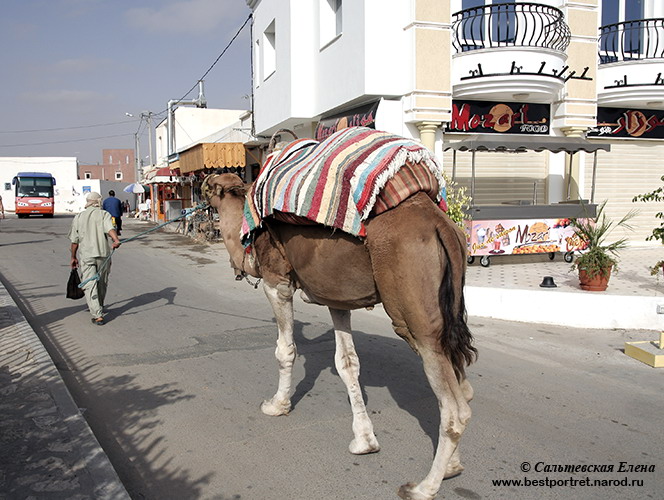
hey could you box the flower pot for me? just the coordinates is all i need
[578,266,612,292]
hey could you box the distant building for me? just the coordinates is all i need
[78,149,136,183]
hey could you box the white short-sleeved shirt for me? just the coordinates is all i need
[68,206,115,258]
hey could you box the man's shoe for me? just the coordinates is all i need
[91,317,105,325]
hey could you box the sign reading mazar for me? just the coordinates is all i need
[588,107,664,139]
[449,101,550,135]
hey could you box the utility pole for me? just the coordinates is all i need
[141,111,154,166]
[134,132,141,183]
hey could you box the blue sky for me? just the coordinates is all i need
[0,0,252,164]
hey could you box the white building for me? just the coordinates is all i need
[246,0,664,246]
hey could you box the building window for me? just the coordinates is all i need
[126,155,129,164]
[115,172,123,180]
[109,155,113,164]
[320,0,342,48]
[263,20,276,79]
[84,172,92,179]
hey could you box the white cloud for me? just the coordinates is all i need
[125,0,246,36]
[49,57,111,74]
[24,89,113,105]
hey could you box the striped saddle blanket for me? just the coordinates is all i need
[241,127,447,244]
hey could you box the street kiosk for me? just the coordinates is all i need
[444,135,611,267]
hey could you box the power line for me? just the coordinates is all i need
[0,120,136,134]
[172,13,252,107]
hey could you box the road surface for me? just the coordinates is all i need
[1,215,661,499]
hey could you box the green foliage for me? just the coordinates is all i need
[570,201,637,279]
[632,174,664,244]
[443,174,471,227]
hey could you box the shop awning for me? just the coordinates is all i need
[178,142,245,174]
[443,135,611,154]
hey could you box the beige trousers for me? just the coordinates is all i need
[80,256,110,318]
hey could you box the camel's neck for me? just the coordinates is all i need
[212,195,260,278]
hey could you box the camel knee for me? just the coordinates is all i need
[275,340,296,367]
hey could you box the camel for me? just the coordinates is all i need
[202,166,476,500]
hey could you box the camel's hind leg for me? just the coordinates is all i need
[261,281,297,416]
[397,349,472,500]
[329,308,380,455]
[364,193,475,500]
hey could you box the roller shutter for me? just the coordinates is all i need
[582,140,664,245]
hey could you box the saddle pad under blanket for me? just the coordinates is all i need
[241,127,446,243]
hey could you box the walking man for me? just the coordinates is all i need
[69,192,121,325]
[102,189,123,235]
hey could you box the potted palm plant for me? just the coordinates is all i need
[569,201,637,291]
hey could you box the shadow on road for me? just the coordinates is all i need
[289,320,440,448]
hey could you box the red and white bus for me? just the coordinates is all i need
[12,172,56,218]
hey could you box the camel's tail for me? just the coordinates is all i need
[436,216,477,380]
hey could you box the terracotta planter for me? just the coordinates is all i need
[578,266,612,292]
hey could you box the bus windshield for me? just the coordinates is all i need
[16,177,54,198]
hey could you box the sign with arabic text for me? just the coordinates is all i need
[588,107,664,139]
[449,100,550,135]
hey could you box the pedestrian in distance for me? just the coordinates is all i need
[68,192,121,326]
[102,189,123,235]
[0,193,5,220]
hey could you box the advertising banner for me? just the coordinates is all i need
[465,217,588,256]
[315,101,379,141]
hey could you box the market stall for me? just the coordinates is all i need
[444,135,611,267]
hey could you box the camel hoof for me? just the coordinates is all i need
[444,462,464,479]
[397,483,433,500]
[349,436,380,455]
[260,398,291,416]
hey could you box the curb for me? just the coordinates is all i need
[0,280,130,499]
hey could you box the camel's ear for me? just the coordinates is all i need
[226,184,248,197]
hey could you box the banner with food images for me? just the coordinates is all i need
[465,217,589,256]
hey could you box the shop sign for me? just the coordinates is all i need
[588,107,664,139]
[449,100,550,135]
[315,101,379,141]
[465,217,588,256]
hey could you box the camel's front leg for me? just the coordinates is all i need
[329,308,380,455]
[261,282,297,416]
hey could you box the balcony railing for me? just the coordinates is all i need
[452,2,570,53]
[599,18,664,64]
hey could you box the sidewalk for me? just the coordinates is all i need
[0,280,129,499]
[464,246,664,331]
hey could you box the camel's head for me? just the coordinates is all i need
[201,173,248,203]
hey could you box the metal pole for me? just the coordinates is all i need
[471,150,476,201]
[590,150,598,203]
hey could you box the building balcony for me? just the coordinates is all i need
[598,18,664,108]
[451,2,571,103]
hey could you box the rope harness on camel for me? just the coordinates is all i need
[78,202,209,288]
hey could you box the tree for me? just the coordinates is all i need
[632,174,664,275]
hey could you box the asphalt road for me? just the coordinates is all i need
[1,215,662,500]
